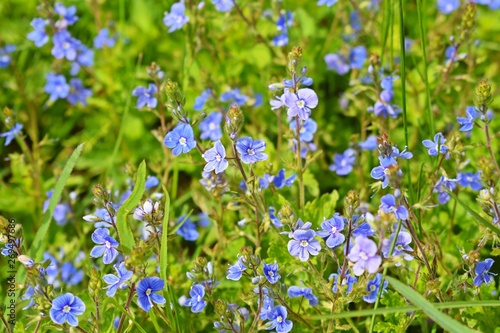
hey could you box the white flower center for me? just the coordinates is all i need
[331,226,337,234]
[179,137,187,146]
[197,295,202,302]
[300,240,308,247]
[63,42,70,49]
[396,245,403,251]
[299,127,306,134]
[268,271,274,277]
[105,241,111,249]
[146,288,152,296]
[63,305,71,313]
[370,284,376,291]
[247,148,255,155]
[208,122,217,130]
[359,252,368,260]
[216,154,222,162]
[296,100,305,108]
[277,315,283,323]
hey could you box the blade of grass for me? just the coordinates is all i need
[29,143,85,261]
[109,298,148,333]
[116,160,146,253]
[447,190,500,237]
[160,187,171,282]
[308,300,500,320]
[168,209,194,235]
[386,276,479,333]
[380,0,391,65]
[416,0,435,135]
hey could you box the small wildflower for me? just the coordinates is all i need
[27,18,49,47]
[199,112,223,141]
[284,88,319,121]
[473,258,495,287]
[287,286,318,306]
[317,213,346,248]
[363,274,388,303]
[236,137,268,164]
[45,73,70,101]
[266,306,293,333]
[0,123,23,146]
[132,84,158,109]
[163,2,189,33]
[457,106,479,132]
[457,171,483,190]
[287,229,321,261]
[164,123,196,156]
[202,140,229,174]
[329,148,356,176]
[50,293,86,327]
[136,277,166,312]
[90,228,119,264]
[227,257,246,281]
[94,28,116,49]
[347,236,382,276]
[263,262,281,284]
[422,133,448,157]
[379,194,408,220]
[184,284,207,313]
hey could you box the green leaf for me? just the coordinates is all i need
[447,190,500,237]
[303,189,339,223]
[29,143,85,261]
[303,169,319,197]
[386,276,479,333]
[308,301,500,320]
[116,160,146,253]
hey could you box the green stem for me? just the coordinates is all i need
[295,116,305,212]
[368,220,403,333]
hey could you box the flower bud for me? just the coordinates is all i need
[225,104,244,140]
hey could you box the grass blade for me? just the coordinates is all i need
[160,186,170,282]
[308,300,500,320]
[29,143,85,261]
[447,190,500,237]
[386,276,479,333]
[116,160,146,253]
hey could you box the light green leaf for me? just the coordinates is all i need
[386,276,479,333]
[29,143,85,261]
[116,160,146,253]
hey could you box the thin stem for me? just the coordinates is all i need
[295,116,305,211]
[483,117,500,176]
[1,316,13,333]
[117,284,136,333]
[368,220,403,333]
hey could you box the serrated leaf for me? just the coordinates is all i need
[116,160,146,253]
[304,189,339,224]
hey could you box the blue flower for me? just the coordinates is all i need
[21,286,36,310]
[352,221,375,238]
[194,89,212,110]
[457,106,479,132]
[90,228,119,264]
[457,171,483,191]
[433,175,457,204]
[266,306,293,333]
[284,88,318,121]
[347,236,382,276]
[184,284,207,313]
[50,293,86,327]
[437,0,460,14]
[359,135,378,151]
[94,28,116,49]
[71,45,94,75]
[212,0,234,12]
[145,176,160,189]
[379,194,408,220]
[199,112,223,141]
[269,207,283,228]
[136,277,166,312]
[289,118,317,142]
[103,262,133,297]
[272,33,289,47]
[287,286,318,306]
[177,215,199,241]
[220,88,249,106]
[0,123,23,146]
[0,45,15,68]
[54,3,79,29]
[349,46,367,69]
[52,30,81,61]
[132,83,157,109]
[330,270,358,294]
[61,262,84,285]
[329,148,356,176]
[317,0,338,6]
[263,262,281,284]
[68,78,92,106]
[227,257,246,280]
[276,10,293,31]
[45,73,70,101]
[474,258,495,287]
[164,123,196,156]
[422,133,448,157]
[27,18,49,47]
[317,213,346,248]
[288,229,321,262]
[324,53,350,75]
[363,274,388,303]
[163,2,189,33]
[272,169,296,189]
[202,140,229,174]
[370,100,401,118]
[382,230,413,264]
[258,293,275,320]
[236,137,268,164]
[370,156,398,188]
